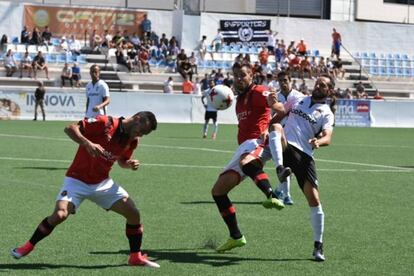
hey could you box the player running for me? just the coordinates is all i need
[11,111,160,268]
[212,62,290,253]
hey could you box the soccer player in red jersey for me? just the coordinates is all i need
[212,62,290,253]
[11,111,160,268]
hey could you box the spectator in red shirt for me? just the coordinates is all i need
[182,76,194,94]
[139,47,151,73]
[11,112,160,268]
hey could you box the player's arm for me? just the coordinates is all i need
[64,121,105,157]
[93,96,110,112]
[267,92,286,124]
[118,158,140,170]
[309,128,333,149]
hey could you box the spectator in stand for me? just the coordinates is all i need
[373,90,384,100]
[266,30,278,54]
[115,46,131,72]
[318,56,327,75]
[356,81,368,99]
[331,28,342,59]
[61,63,73,87]
[267,73,280,91]
[30,27,42,45]
[345,88,353,99]
[176,48,188,72]
[139,47,151,73]
[299,56,312,79]
[141,14,152,36]
[182,76,194,94]
[60,36,69,52]
[111,30,123,48]
[32,51,49,79]
[243,54,251,65]
[287,40,296,55]
[68,35,81,56]
[310,56,319,78]
[296,39,307,56]
[210,29,223,61]
[223,72,234,88]
[19,51,33,78]
[163,76,174,94]
[159,33,169,47]
[234,53,243,64]
[4,49,17,77]
[299,78,310,95]
[71,63,81,87]
[198,35,207,61]
[326,57,335,78]
[201,73,210,92]
[214,69,224,85]
[189,52,198,75]
[130,33,141,50]
[126,49,139,72]
[275,43,284,63]
[259,48,269,65]
[101,30,112,48]
[41,26,52,50]
[89,29,102,51]
[21,26,30,44]
[253,61,265,84]
[333,58,345,79]
[169,36,179,48]
[178,58,194,81]
[193,76,202,95]
[291,79,298,90]
[122,30,133,49]
[1,34,8,52]
[288,54,301,76]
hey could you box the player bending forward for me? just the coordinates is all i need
[11,111,160,268]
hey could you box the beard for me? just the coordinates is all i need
[312,89,327,100]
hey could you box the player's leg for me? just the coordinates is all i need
[202,118,209,138]
[211,112,218,140]
[212,171,246,252]
[239,152,284,210]
[108,192,159,268]
[11,200,74,259]
[268,123,292,182]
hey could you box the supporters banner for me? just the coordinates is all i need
[335,99,371,127]
[0,89,86,121]
[219,19,270,47]
[24,5,146,39]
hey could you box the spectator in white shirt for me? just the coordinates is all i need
[163,77,174,94]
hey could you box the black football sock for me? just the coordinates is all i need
[213,195,242,239]
[126,223,143,253]
[29,217,55,245]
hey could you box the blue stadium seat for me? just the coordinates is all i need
[13,52,22,61]
[394,53,401,60]
[46,53,57,64]
[369,66,379,76]
[76,55,87,64]
[402,54,410,60]
[51,38,61,47]
[230,44,241,53]
[396,67,404,77]
[369,52,377,59]
[206,45,214,53]
[379,66,387,77]
[221,44,231,53]
[403,67,412,77]
[387,67,396,77]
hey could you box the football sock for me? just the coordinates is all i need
[126,223,143,253]
[213,195,242,239]
[212,121,218,136]
[203,122,209,135]
[269,130,284,167]
[281,176,291,197]
[241,162,273,198]
[310,205,324,243]
[29,217,55,245]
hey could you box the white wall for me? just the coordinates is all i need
[331,0,355,21]
[356,0,414,24]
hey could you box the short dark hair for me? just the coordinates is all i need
[319,73,335,89]
[277,70,291,80]
[232,62,252,73]
[136,111,157,131]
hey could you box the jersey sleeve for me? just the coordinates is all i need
[101,82,110,98]
[120,138,139,160]
[80,116,107,136]
[322,109,335,131]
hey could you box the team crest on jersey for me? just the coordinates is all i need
[87,118,97,124]
[262,91,270,97]
[61,190,67,196]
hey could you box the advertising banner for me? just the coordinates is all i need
[219,19,270,47]
[0,89,86,121]
[24,5,146,39]
[335,99,371,127]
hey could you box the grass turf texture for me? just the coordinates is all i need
[0,120,413,275]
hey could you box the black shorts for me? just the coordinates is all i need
[205,111,217,121]
[283,143,318,190]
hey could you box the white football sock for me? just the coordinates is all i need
[269,130,284,167]
[203,122,208,135]
[282,175,291,197]
[212,121,218,135]
[310,205,324,243]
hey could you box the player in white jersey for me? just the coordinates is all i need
[272,71,305,205]
[268,74,335,261]
[201,81,219,139]
[85,65,110,118]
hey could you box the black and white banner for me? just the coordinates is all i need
[220,19,271,47]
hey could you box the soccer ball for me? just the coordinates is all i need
[207,85,234,110]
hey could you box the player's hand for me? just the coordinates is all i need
[84,141,105,157]
[127,159,140,170]
[309,138,320,149]
[93,105,100,112]
[267,92,278,106]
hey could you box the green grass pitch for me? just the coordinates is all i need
[0,120,413,275]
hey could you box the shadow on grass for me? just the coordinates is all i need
[0,263,127,270]
[17,167,67,171]
[181,201,261,206]
[89,248,309,267]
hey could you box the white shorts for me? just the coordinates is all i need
[221,139,272,183]
[56,177,129,211]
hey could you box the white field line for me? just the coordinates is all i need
[0,156,412,173]
[0,133,412,172]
